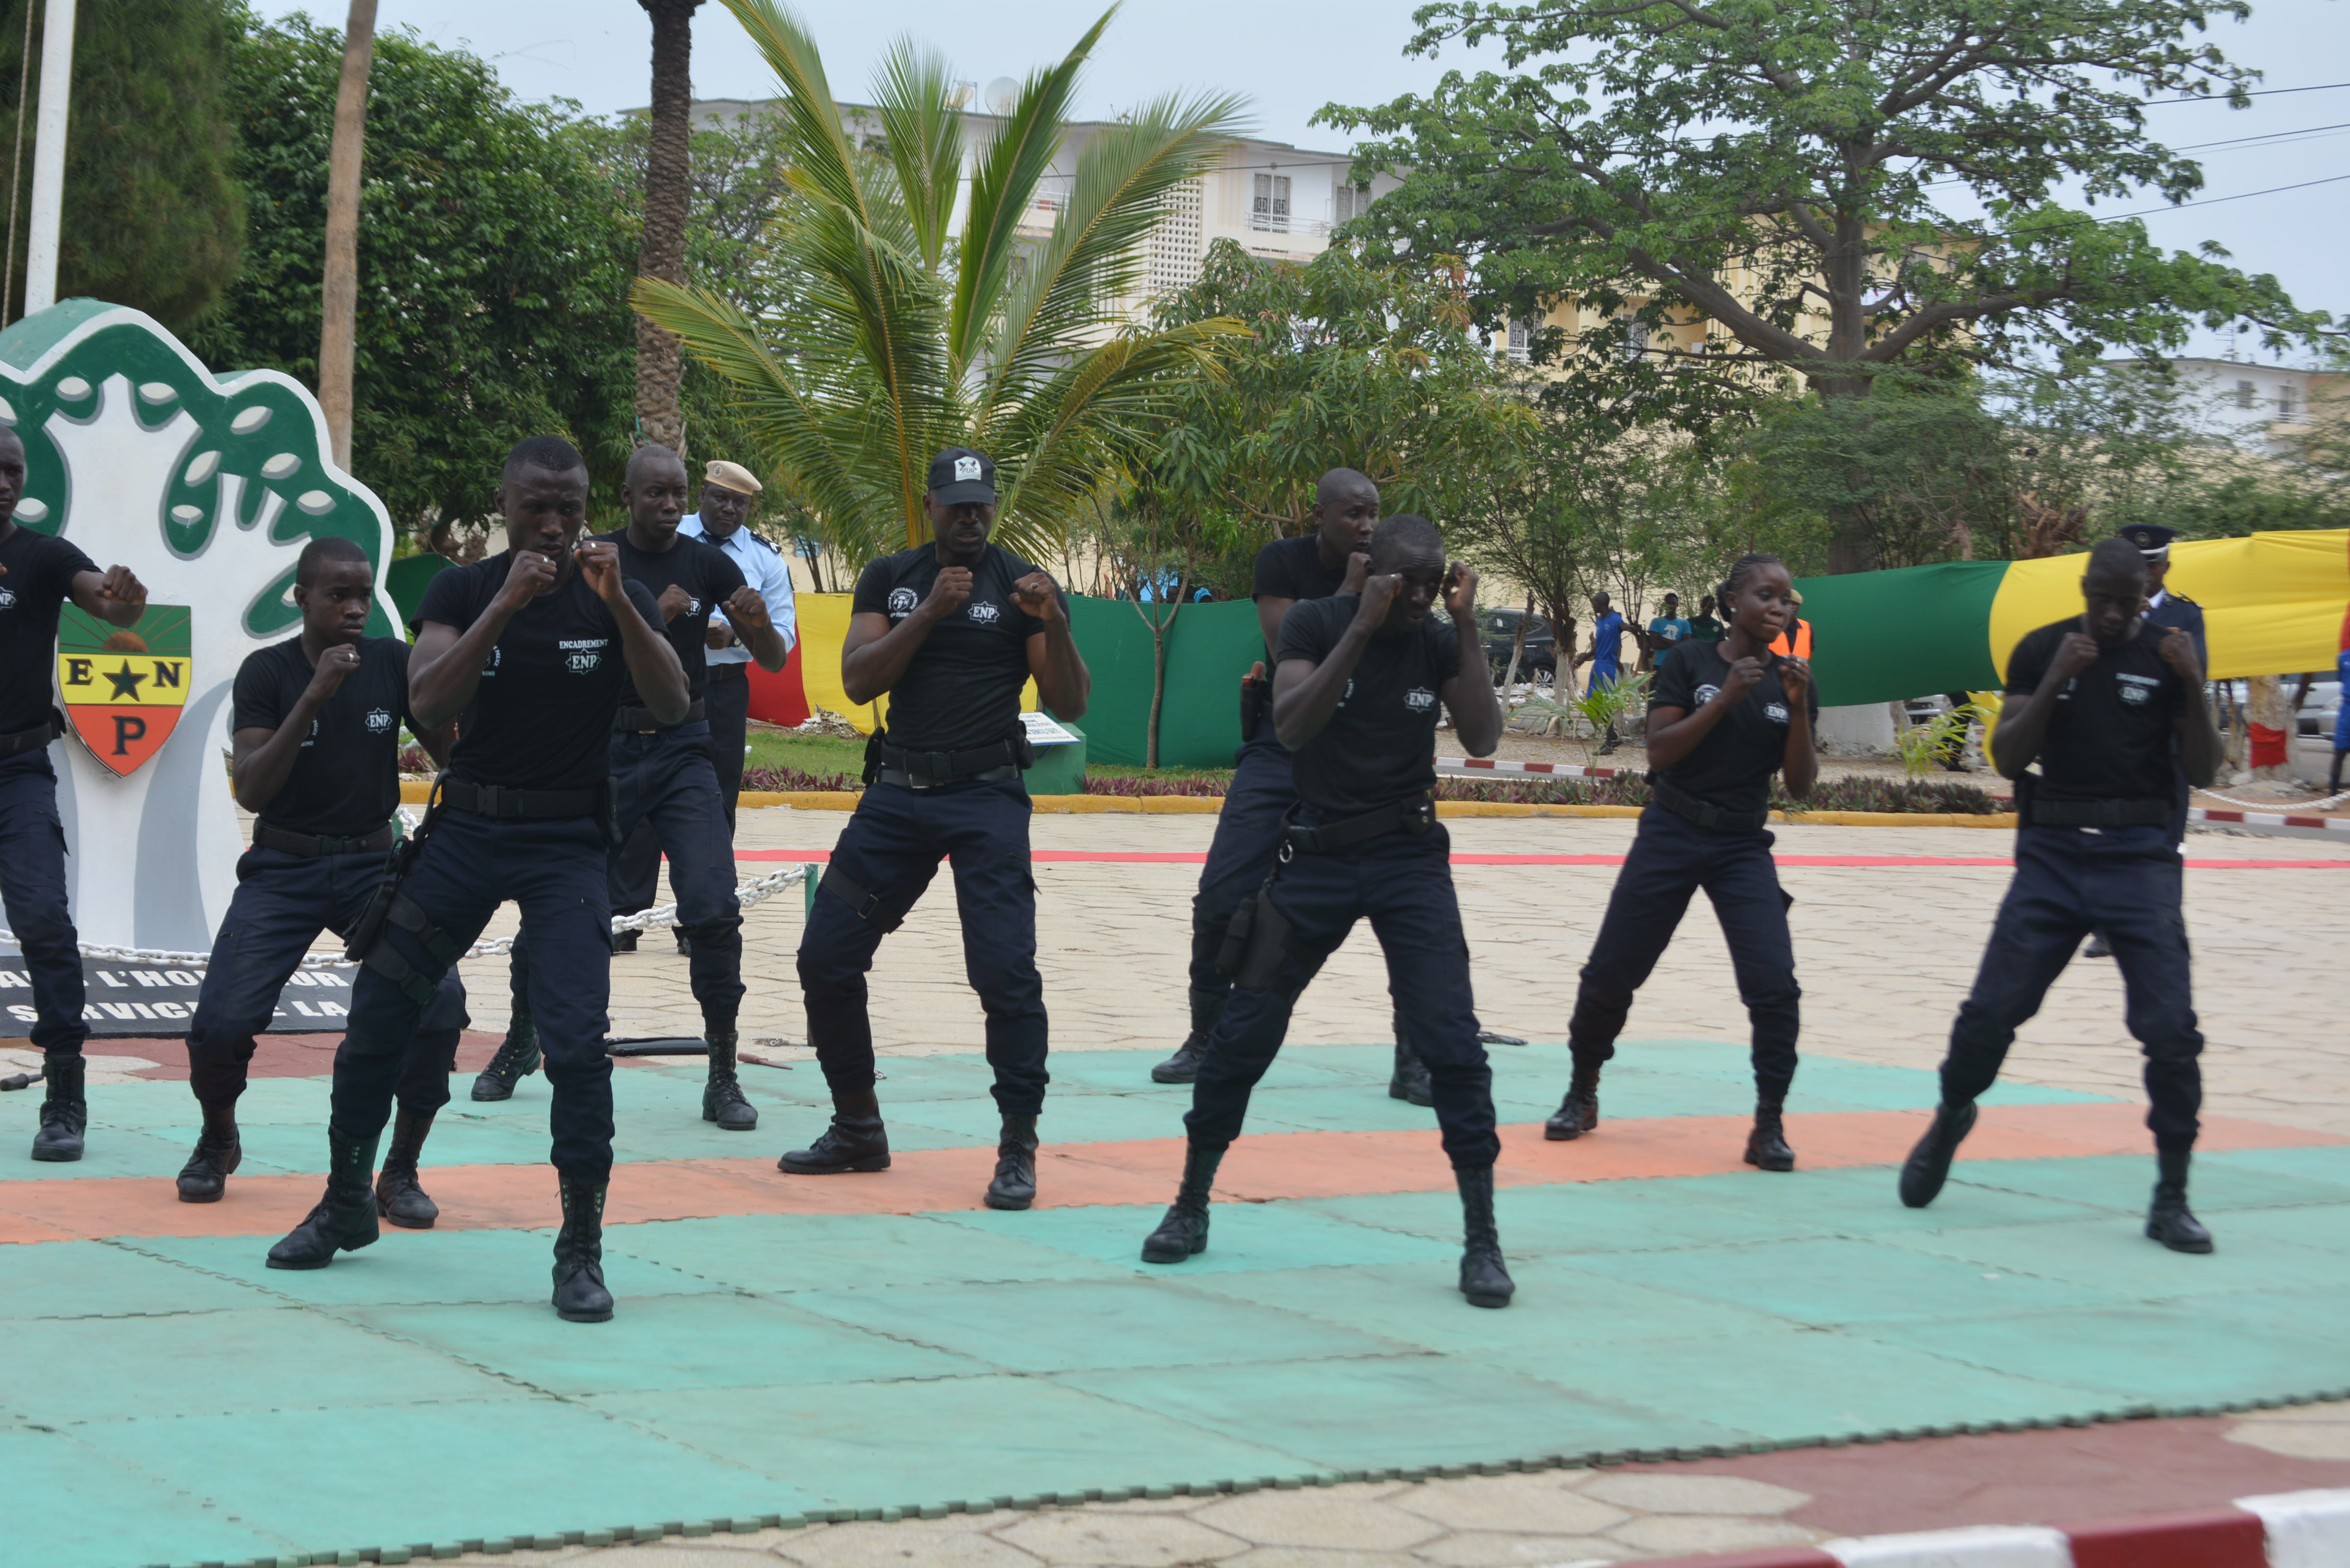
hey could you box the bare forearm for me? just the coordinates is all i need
[1644,700,1732,769]
[1446,617,1505,755]
[1781,710,1817,798]
[2179,708,2224,789]
[232,711,324,812]
[1989,691,2061,780]
[1274,631,1372,750]
[842,617,938,704]
[413,720,456,770]
[744,622,790,673]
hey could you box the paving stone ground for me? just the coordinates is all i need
[6,805,2350,1568]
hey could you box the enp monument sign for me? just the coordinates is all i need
[3,298,399,962]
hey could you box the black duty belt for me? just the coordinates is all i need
[0,709,65,759]
[1284,793,1436,855]
[614,698,707,734]
[871,736,1024,790]
[2024,795,2173,829]
[254,821,396,857]
[1650,776,1772,834]
[441,779,602,819]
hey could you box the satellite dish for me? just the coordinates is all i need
[984,76,1020,117]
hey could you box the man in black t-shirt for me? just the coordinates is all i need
[1139,515,1517,1310]
[481,445,788,1131]
[1902,539,2225,1254]
[266,436,685,1325]
[786,447,1089,1212]
[1153,469,1388,1088]
[179,538,469,1219]
[0,424,148,1163]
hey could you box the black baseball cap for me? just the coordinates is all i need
[927,447,997,506]
[2116,523,2178,560]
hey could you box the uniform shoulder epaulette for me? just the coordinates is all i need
[2169,592,2199,607]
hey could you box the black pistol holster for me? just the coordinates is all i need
[345,780,462,1007]
[1216,808,1303,993]
[1238,669,1273,744]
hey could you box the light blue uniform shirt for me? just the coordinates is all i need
[678,513,798,660]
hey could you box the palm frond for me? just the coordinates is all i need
[871,38,964,272]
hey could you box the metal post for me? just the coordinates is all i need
[22,0,75,317]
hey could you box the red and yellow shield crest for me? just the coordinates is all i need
[57,604,192,777]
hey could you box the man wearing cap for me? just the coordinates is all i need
[782,447,1089,1211]
[681,460,799,828]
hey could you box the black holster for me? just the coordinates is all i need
[1238,672,1273,743]
[345,784,458,1007]
[1216,807,1298,991]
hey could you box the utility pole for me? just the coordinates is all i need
[22,0,74,316]
[319,0,378,471]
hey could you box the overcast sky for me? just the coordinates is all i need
[257,0,2348,361]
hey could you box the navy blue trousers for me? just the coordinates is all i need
[1568,805,1801,1099]
[797,778,1049,1115]
[0,752,84,1058]
[1943,824,2202,1151]
[1187,822,1500,1170]
[336,810,616,1179]
[512,726,743,1029]
[706,664,751,829]
[1188,734,1297,995]
[186,845,467,1111]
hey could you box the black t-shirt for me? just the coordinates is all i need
[597,528,746,707]
[853,544,1057,753]
[233,636,417,838]
[2005,617,2187,803]
[1650,641,1819,814]
[1251,535,1352,658]
[0,524,97,734]
[414,554,663,792]
[1276,596,1460,817]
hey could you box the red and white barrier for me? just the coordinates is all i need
[1641,1488,2350,1568]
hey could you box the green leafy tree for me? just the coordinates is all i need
[1323,0,2330,570]
[0,0,244,331]
[191,14,634,534]
[633,0,1249,566]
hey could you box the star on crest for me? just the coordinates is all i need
[103,661,146,700]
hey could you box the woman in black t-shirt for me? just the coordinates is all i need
[1547,554,1819,1171]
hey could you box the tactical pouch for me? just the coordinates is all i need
[1238,671,1272,742]
[1229,891,1296,993]
[1013,727,1038,771]
[861,731,884,786]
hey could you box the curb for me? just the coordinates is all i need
[1642,1488,2350,1567]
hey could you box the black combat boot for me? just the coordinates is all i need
[31,1053,86,1162]
[267,1125,381,1269]
[2147,1147,2215,1254]
[614,929,639,954]
[1544,1061,1601,1142]
[1898,1100,1978,1208]
[1389,1022,1435,1108]
[701,1028,758,1132]
[1141,1144,1224,1263]
[552,1174,615,1322]
[373,1106,442,1229]
[1744,1094,1796,1172]
[1151,987,1224,1084]
[470,1008,542,1102]
[986,1113,1039,1210]
[1456,1164,1515,1308]
[778,1088,891,1173]
[177,1102,243,1203]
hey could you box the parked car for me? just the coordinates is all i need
[1481,607,1556,681]
[2298,676,2340,737]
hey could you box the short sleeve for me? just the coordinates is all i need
[2005,630,2049,697]
[705,545,747,602]
[1651,643,1698,711]
[621,578,662,627]
[1275,599,1338,667]
[231,650,287,734]
[851,558,894,616]
[45,536,97,598]
[413,564,473,635]
[1252,540,1298,600]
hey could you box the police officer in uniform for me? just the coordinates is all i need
[681,460,797,828]
[783,447,1089,1210]
[1902,538,2224,1251]
[267,436,685,1325]
[0,425,147,1162]
[1155,469,1440,1104]
[1545,554,1818,1170]
[1140,516,1516,1308]
[179,538,470,1222]
[478,446,788,1130]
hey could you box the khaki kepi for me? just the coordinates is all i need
[704,459,763,497]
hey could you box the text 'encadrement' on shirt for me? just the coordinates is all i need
[0,525,97,734]
[1251,535,1353,658]
[1650,641,1819,816]
[853,544,1058,754]
[413,552,662,793]
[597,528,746,706]
[2005,617,2188,804]
[1276,595,1460,817]
[232,635,416,839]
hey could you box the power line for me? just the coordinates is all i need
[2100,168,2350,220]
[2145,79,2350,105]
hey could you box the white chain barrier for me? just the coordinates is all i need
[2196,787,2350,813]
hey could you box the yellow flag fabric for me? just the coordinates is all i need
[1988,529,2350,683]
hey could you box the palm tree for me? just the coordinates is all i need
[319,0,377,470]
[632,0,1250,565]
[635,0,704,453]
